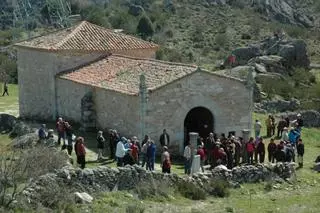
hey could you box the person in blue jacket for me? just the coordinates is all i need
[146,140,156,171]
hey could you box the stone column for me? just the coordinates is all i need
[139,74,148,141]
[189,132,200,174]
[246,66,255,131]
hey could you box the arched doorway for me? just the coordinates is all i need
[184,107,214,146]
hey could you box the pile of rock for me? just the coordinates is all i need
[254,98,300,113]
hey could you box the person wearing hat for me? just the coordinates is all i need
[296,114,303,132]
[161,146,171,173]
[97,130,105,161]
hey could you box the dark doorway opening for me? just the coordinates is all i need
[184,107,214,146]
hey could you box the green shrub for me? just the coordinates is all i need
[291,68,315,85]
[137,14,154,39]
[164,29,174,38]
[176,181,206,200]
[134,180,172,201]
[215,33,229,49]
[206,179,230,198]
[126,203,145,213]
[264,181,273,192]
[155,47,184,62]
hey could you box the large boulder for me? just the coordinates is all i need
[232,46,261,65]
[278,40,310,69]
[278,110,320,127]
[0,114,17,132]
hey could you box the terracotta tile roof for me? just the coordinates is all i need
[15,21,158,52]
[59,54,197,95]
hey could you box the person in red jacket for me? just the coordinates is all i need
[130,140,139,164]
[197,145,206,172]
[246,137,255,165]
[75,137,86,169]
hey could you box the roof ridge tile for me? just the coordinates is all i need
[55,21,85,49]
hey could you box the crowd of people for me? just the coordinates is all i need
[37,113,305,174]
[37,122,172,172]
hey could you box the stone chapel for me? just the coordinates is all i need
[15,21,252,154]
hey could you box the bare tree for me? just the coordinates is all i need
[0,146,69,208]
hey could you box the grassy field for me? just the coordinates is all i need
[0,83,19,116]
[1,85,320,213]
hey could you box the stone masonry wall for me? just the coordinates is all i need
[147,71,251,154]
[17,48,103,120]
[95,87,140,136]
[56,79,91,123]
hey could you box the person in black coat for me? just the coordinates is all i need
[297,138,305,168]
[267,138,277,163]
[257,138,265,163]
[159,129,170,147]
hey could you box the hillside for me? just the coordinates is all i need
[1,0,320,101]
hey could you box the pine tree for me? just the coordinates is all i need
[137,14,154,39]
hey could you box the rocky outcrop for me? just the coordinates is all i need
[23,163,295,206]
[254,98,300,113]
[231,38,310,70]
[278,110,320,127]
[229,0,314,27]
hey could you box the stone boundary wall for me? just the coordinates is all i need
[23,163,295,206]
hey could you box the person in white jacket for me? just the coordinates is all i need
[116,139,129,167]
